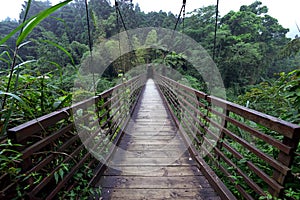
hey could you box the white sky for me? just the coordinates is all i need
[0,0,299,38]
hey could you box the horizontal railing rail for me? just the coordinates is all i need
[0,74,146,199]
[154,73,300,200]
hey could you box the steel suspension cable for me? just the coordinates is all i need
[182,1,186,34]
[115,2,134,51]
[115,0,124,74]
[84,0,96,94]
[115,0,137,74]
[173,0,186,32]
[85,0,93,55]
[115,3,128,32]
[167,0,186,67]
[204,0,220,128]
[212,0,219,61]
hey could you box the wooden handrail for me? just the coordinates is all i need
[154,73,300,199]
[1,74,146,199]
[2,72,299,199]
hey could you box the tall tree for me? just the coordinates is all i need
[216,1,289,88]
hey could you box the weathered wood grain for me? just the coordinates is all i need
[97,79,220,200]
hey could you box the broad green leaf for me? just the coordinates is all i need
[53,94,72,110]
[0,91,35,119]
[59,168,64,180]
[0,91,26,105]
[54,171,59,183]
[16,0,73,46]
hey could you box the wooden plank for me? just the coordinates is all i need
[118,143,187,151]
[127,120,173,124]
[129,126,176,132]
[105,166,202,176]
[119,139,183,145]
[101,188,220,200]
[99,176,211,189]
[111,149,190,158]
[109,157,195,167]
[97,79,220,200]
[122,130,178,136]
[121,135,180,140]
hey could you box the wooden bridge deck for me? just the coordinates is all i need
[97,79,221,199]
[3,75,299,199]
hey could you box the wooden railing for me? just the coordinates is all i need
[2,72,299,200]
[0,74,146,199]
[154,73,300,200]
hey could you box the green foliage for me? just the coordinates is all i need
[0,139,22,176]
[237,69,300,199]
[0,0,75,136]
[0,0,72,47]
[0,139,27,198]
[212,1,290,88]
[237,69,300,124]
[17,0,73,46]
[0,0,299,199]
[282,37,300,57]
[41,39,75,67]
[178,75,206,91]
[0,64,76,131]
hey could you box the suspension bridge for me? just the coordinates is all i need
[1,70,299,200]
[1,0,300,199]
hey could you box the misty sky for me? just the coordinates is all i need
[0,0,299,38]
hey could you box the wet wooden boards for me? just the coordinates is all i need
[96,79,220,200]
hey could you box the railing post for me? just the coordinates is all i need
[126,81,131,115]
[204,98,211,130]
[95,96,101,123]
[118,84,124,126]
[104,95,112,134]
[129,79,137,116]
[174,82,180,119]
[174,81,182,119]
[192,96,199,139]
[270,128,300,197]
[216,109,229,163]
[8,130,33,177]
